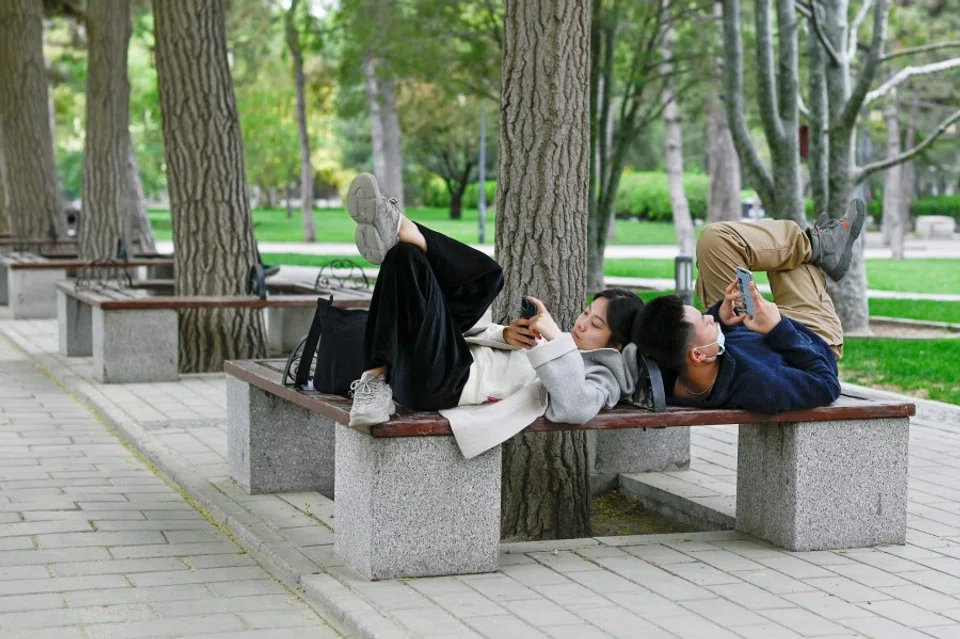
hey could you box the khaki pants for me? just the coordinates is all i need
[694,220,843,359]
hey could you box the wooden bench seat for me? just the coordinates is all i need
[225,357,915,580]
[57,281,371,383]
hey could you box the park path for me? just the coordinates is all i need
[0,338,342,638]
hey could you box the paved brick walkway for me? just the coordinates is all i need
[5,315,960,638]
[0,337,341,638]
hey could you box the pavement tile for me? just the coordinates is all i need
[839,615,941,639]
[573,606,678,639]
[755,606,859,636]
[83,612,246,639]
[647,613,743,639]
[877,584,960,612]
[542,623,615,639]
[857,598,957,627]
[783,591,878,619]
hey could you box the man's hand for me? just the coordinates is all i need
[526,296,562,342]
[742,282,782,335]
[503,317,538,349]
[718,278,747,327]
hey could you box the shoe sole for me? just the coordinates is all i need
[833,198,866,280]
[348,400,396,427]
[346,172,394,265]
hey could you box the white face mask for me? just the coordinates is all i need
[696,324,725,362]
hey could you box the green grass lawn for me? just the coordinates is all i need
[840,339,960,405]
[149,207,688,246]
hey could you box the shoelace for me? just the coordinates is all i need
[349,377,379,405]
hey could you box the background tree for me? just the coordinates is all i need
[80,0,134,259]
[706,0,742,224]
[0,0,66,239]
[0,134,8,235]
[284,0,317,242]
[495,0,592,541]
[153,0,268,373]
[722,0,960,333]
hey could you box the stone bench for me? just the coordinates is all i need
[0,253,175,319]
[56,281,369,383]
[915,215,956,239]
[224,358,914,581]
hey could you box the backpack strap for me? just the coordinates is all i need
[289,296,331,389]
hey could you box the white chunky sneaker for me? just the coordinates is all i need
[346,172,402,265]
[348,372,396,427]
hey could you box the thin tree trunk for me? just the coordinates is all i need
[285,0,316,242]
[124,137,157,255]
[0,0,63,240]
[363,57,405,208]
[900,96,918,242]
[496,0,591,541]
[450,190,464,220]
[153,0,268,373]
[81,0,133,261]
[707,95,741,223]
[0,132,9,235]
[661,0,695,257]
[882,98,905,259]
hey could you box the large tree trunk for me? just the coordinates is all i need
[153,0,268,373]
[882,98,905,260]
[285,0,317,243]
[124,136,157,255]
[81,0,133,261]
[363,57,405,207]
[0,133,8,235]
[707,95,742,223]
[496,0,591,541]
[0,0,63,240]
[661,0,695,257]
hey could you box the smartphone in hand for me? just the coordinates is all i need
[520,296,537,319]
[736,267,755,317]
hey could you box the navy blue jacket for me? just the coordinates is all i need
[665,302,841,414]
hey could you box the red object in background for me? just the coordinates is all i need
[799,125,809,160]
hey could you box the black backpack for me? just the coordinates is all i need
[284,296,367,396]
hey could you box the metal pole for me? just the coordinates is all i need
[478,100,487,245]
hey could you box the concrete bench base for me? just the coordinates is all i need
[227,377,335,497]
[266,306,314,355]
[58,290,93,356]
[736,416,909,551]
[334,423,501,580]
[8,268,65,319]
[92,306,178,383]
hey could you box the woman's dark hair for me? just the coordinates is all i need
[593,288,644,348]
[632,294,693,372]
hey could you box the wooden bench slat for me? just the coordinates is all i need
[225,359,917,438]
[9,258,174,270]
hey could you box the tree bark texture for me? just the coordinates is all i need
[81,0,133,261]
[0,0,63,240]
[496,0,592,541]
[363,57,405,208]
[0,131,8,235]
[900,97,918,238]
[285,0,317,243]
[153,0,268,373]
[881,98,905,259]
[707,95,741,223]
[124,135,157,254]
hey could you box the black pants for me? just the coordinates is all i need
[364,223,504,411]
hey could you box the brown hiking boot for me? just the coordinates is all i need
[809,199,867,281]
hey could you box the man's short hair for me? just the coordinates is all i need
[634,294,693,372]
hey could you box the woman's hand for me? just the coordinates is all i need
[742,282,782,335]
[503,317,538,349]
[718,278,747,327]
[526,296,562,342]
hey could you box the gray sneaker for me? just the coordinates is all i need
[809,198,867,281]
[346,173,401,265]
[348,372,396,427]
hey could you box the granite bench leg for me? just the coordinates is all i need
[226,376,335,497]
[266,306,314,355]
[0,264,8,305]
[335,424,501,580]
[57,291,93,357]
[92,307,178,383]
[736,417,909,551]
[9,268,66,319]
[591,428,690,491]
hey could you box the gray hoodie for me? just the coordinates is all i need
[440,324,643,458]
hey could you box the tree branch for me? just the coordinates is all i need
[882,41,960,62]
[865,58,960,105]
[807,1,842,66]
[847,0,875,61]
[855,108,960,182]
[840,0,889,130]
[722,0,776,212]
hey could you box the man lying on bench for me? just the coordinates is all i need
[634,200,867,414]
[341,172,653,458]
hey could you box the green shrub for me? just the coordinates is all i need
[614,172,710,220]
[806,194,960,226]
[422,178,498,209]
